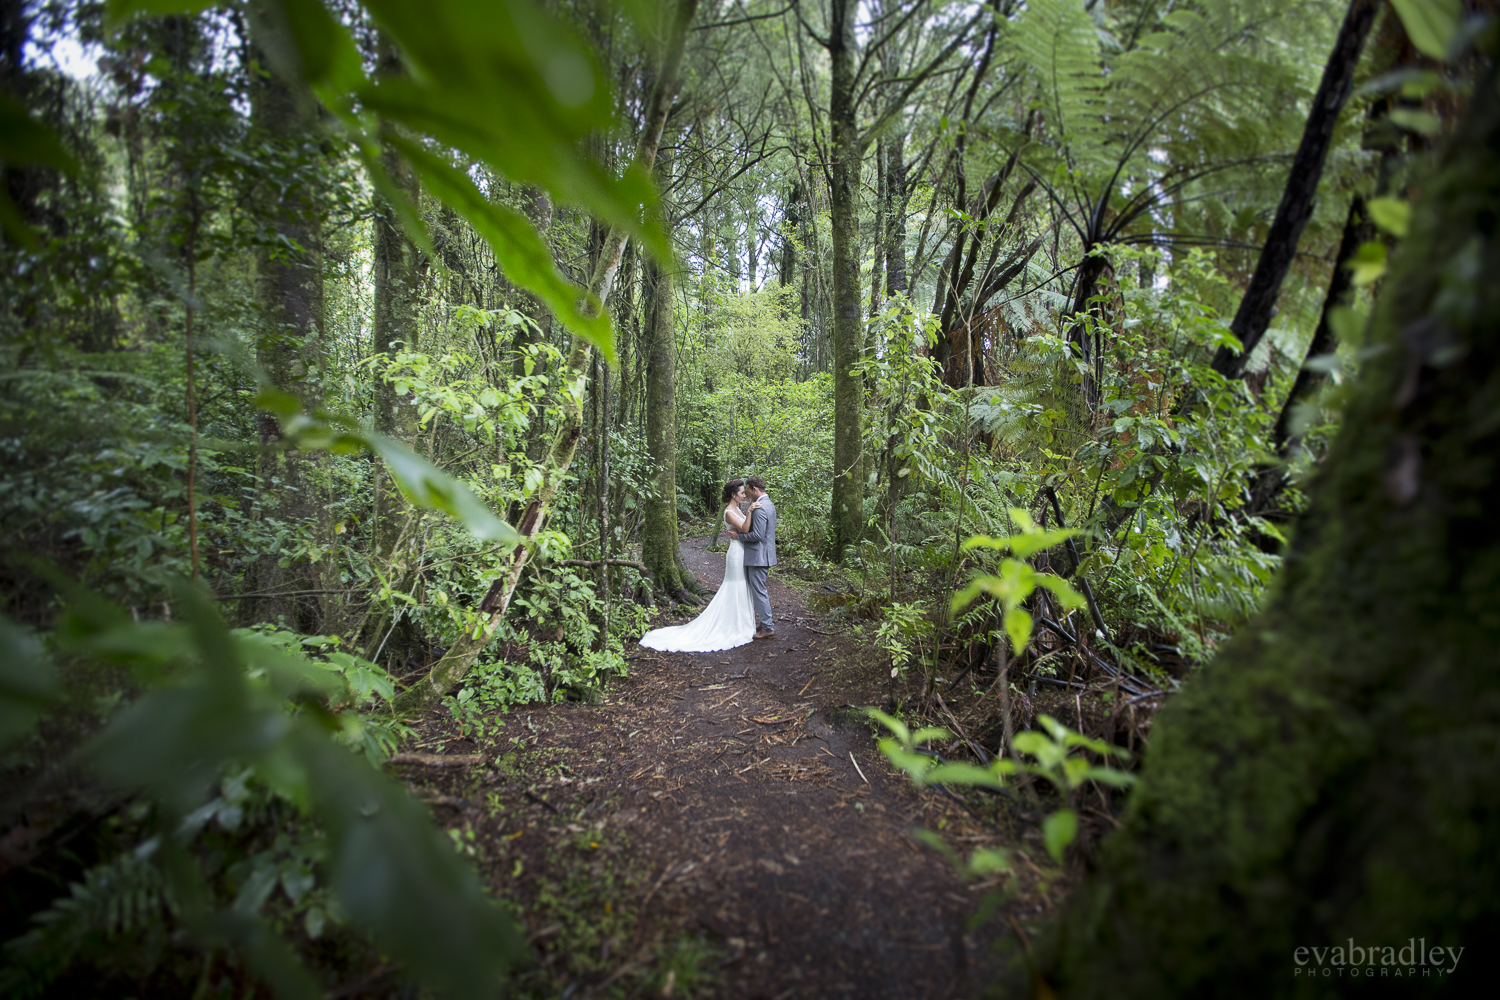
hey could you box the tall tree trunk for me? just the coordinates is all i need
[1245,197,1376,519]
[613,241,638,431]
[868,138,886,319]
[828,0,863,559]
[245,1,333,633]
[640,145,695,602]
[1,0,32,226]
[1033,53,1500,997]
[393,0,699,716]
[371,34,421,562]
[1210,0,1380,380]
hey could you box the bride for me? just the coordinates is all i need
[639,478,756,652]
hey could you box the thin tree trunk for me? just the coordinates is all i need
[884,132,907,298]
[1272,196,1372,455]
[393,0,698,716]
[1210,0,1380,379]
[511,185,556,482]
[1064,251,1110,417]
[371,33,421,563]
[746,202,758,290]
[869,137,886,319]
[1034,52,1500,996]
[245,1,334,632]
[780,181,800,287]
[1245,197,1374,517]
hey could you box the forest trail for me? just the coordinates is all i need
[398,536,1022,999]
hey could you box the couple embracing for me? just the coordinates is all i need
[640,476,777,652]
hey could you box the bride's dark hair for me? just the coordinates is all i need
[720,478,745,504]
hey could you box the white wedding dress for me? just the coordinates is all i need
[639,526,755,652]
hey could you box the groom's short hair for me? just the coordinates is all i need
[746,476,766,492]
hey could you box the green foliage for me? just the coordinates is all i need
[1,579,524,998]
[1006,0,1311,241]
[870,710,1133,866]
[2,0,1448,990]
[872,600,935,679]
[953,509,1087,654]
[110,0,674,359]
[258,387,525,546]
[460,566,643,709]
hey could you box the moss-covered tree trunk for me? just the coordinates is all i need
[640,147,688,598]
[827,0,864,560]
[1033,54,1500,999]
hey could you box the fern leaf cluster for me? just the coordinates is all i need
[1002,0,1330,239]
[0,849,170,997]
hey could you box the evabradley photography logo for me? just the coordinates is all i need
[1293,939,1463,980]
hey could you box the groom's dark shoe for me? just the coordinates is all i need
[753,629,776,640]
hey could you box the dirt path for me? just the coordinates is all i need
[398,536,1016,999]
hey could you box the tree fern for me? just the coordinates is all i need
[1002,0,1321,246]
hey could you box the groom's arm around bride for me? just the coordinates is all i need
[737,477,777,638]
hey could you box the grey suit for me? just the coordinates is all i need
[739,493,777,632]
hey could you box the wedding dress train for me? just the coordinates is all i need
[639,535,755,652]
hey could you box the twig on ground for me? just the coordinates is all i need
[524,790,560,814]
[387,753,485,767]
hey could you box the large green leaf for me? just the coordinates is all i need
[1009,0,1106,168]
[1389,0,1463,61]
[0,96,77,169]
[107,0,217,18]
[1042,808,1078,863]
[363,435,524,545]
[391,137,614,362]
[0,619,57,748]
[961,527,1080,559]
[0,96,79,247]
[254,388,524,546]
[354,0,669,261]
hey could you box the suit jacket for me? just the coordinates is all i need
[739,494,778,567]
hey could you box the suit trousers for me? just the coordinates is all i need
[744,564,773,632]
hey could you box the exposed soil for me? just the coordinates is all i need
[394,536,1065,999]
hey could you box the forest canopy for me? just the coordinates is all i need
[2,0,1496,996]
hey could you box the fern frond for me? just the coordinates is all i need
[0,848,169,998]
[1008,0,1109,173]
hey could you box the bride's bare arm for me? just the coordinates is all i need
[724,503,749,531]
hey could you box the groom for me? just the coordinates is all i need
[731,476,777,640]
